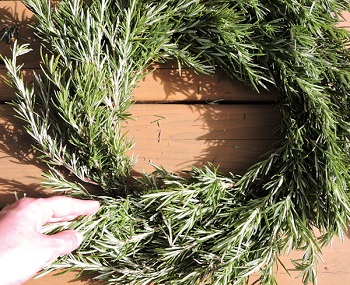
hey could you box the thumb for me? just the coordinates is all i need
[48,230,83,257]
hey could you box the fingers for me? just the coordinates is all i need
[1,197,100,226]
[0,196,98,282]
[44,230,83,261]
[39,196,100,225]
[0,197,100,236]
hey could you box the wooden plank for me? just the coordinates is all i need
[125,104,280,174]
[0,104,280,187]
[0,68,277,103]
[339,11,350,28]
[130,136,278,175]
[0,1,41,63]
[0,94,349,285]
[273,235,350,285]
[25,271,101,285]
[133,69,276,103]
[0,1,35,21]
[0,104,51,207]
[249,235,350,285]
[125,104,280,140]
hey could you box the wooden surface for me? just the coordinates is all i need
[1,1,350,284]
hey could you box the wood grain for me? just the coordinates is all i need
[0,104,51,207]
[133,69,277,103]
[0,104,280,186]
[0,2,350,285]
[125,104,280,174]
[0,0,41,61]
[0,67,278,103]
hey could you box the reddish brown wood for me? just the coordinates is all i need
[0,105,51,207]
[0,2,349,285]
[125,104,280,174]
[0,69,37,101]
[0,104,280,185]
[133,69,277,103]
[0,1,41,60]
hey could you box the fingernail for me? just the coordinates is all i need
[92,200,100,212]
[75,231,84,247]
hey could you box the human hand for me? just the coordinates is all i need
[0,196,100,285]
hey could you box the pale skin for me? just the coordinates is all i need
[0,197,100,285]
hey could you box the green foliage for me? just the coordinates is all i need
[0,25,18,43]
[2,0,350,284]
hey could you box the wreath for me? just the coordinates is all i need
[3,0,350,284]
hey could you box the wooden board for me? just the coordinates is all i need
[125,104,280,174]
[0,103,280,201]
[0,0,41,63]
[0,1,350,285]
[133,69,277,103]
[0,68,278,103]
[2,101,350,285]
[0,104,51,207]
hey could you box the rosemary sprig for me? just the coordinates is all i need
[0,25,18,44]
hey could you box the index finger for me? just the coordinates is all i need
[38,196,100,225]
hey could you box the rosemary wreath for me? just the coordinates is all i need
[3,0,350,284]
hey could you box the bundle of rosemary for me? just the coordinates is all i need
[3,0,350,284]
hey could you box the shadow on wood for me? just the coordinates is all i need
[0,1,41,67]
[136,67,277,102]
[0,106,50,207]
